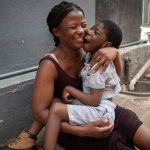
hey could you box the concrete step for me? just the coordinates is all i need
[144,73,150,80]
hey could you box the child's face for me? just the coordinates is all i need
[83,22,108,53]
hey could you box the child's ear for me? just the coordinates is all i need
[102,42,112,48]
[52,27,59,37]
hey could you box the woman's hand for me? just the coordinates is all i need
[90,47,118,73]
[60,118,114,138]
[82,119,114,138]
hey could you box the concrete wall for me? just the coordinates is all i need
[0,0,95,75]
[0,80,34,145]
[0,0,143,76]
[0,0,96,145]
[96,0,142,44]
[120,43,150,83]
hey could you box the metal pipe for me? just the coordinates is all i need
[124,57,131,84]
[120,40,147,48]
[129,59,150,90]
[0,40,147,81]
[0,66,38,80]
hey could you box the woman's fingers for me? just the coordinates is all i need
[93,118,109,126]
[95,123,114,138]
[90,62,102,74]
[90,48,118,73]
[90,52,111,73]
[84,119,114,138]
[101,60,111,72]
[90,51,104,67]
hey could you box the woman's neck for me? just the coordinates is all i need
[57,45,84,59]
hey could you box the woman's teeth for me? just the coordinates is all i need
[84,36,89,42]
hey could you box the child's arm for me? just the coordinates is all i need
[62,86,103,106]
[113,52,122,77]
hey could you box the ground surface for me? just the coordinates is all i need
[36,93,150,150]
[113,94,150,128]
[1,94,150,150]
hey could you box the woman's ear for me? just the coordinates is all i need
[52,28,59,37]
[101,42,112,48]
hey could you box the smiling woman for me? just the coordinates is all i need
[7,1,150,150]
[50,10,87,50]
[7,1,118,149]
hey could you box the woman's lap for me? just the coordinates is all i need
[114,106,142,145]
[58,105,142,150]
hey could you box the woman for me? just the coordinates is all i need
[8,1,150,150]
[8,2,116,150]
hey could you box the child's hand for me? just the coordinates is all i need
[62,87,74,104]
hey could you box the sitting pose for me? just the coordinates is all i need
[8,1,150,150]
[44,20,123,150]
[7,1,117,150]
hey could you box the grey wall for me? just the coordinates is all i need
[96,0,142,44]
[0,0,96,145]
[0,0,95,75]
[0,80,34,145]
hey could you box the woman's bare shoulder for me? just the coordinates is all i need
[36,59,57,80]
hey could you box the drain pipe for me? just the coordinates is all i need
[0,66,38,80]
[120,40,147,48]
[124,57,131,84]
[129,59,150,90]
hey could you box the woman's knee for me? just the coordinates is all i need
[134,124,150,150]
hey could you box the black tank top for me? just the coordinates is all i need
[40,55,82,99]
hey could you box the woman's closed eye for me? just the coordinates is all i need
[69,23,87,30]
[69,25,77,29]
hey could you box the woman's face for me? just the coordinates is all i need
[83,22,108,53]
[53,10,87,49]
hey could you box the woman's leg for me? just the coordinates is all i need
[27,120,43,135]
[44,102,69,150]
[8,98,60,149]
[134,124,150,150]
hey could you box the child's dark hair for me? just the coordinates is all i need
[101,20,123,48]
[47,1,84,46]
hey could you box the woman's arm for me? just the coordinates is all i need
[60,119,114,138]
[90,47,118,72]
[63,86,103,106]
[32,59,57,125]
